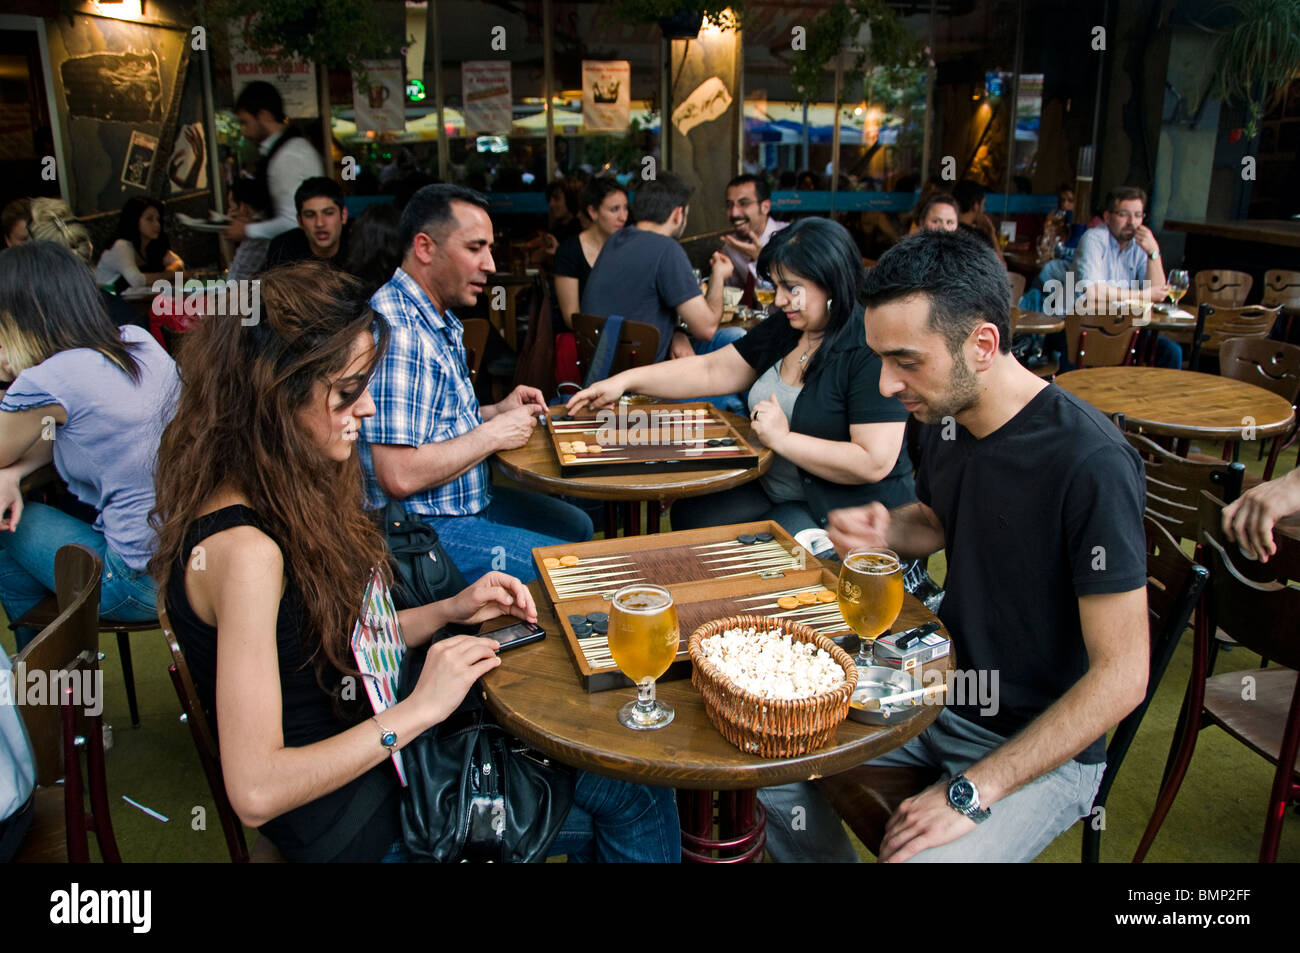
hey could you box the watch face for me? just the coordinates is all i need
[950,778,974,808]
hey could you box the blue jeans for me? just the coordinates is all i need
[426,485,593,584]
[690,326,748,415]
[758,707,1104,862]
[0,502,158,649]
[380,771,681,863]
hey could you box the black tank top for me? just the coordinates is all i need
[167,505,399,862]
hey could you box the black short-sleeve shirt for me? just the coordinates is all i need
[915,385,1147,763]
[553,233,593,300]
[732,306,915,523]
[581,228,701,361]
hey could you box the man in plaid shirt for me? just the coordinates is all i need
[360,184,592,582]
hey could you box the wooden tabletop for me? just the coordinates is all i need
[1145,308,1197,331]
[480,577,951,790]
[1011,308,1065,335]
[1165,218,1300,250]
[1056,367,1296,440]
[493,409,774,502]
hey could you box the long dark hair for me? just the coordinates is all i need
[757,217,867,381]
[150,261,391,700]
[111,196,172,271]
[344,202,402,298]
[0,241,141,380]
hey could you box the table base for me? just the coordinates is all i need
[678,789,767,863]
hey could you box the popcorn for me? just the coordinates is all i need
[698,626,847,700]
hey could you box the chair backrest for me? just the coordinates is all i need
[1194,269,1253,308]
[572,313,662,380]
[1198,304,1281,354]
[14,544,102,786]
[158,603,250,863]
[1262,269,1300,310]
[1196,493,1300,670]
[1122,428,1244,542]
[1065,312,1137,368]
[1198,489,1300,587]
[461,318,491,384]
[1007,271,1026,309]
[1217,337,1300,404]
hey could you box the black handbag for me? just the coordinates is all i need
[377,501,467,612]
[395,644,576,863]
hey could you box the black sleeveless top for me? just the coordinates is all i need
[167,505,400,862]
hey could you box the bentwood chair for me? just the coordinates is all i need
[1262,269,1300,341]
[1082,518,1207,862]
[1217,338,1300,480]
[1119,428,1245,544]
[1007,271,1027,309]
[1189,303,1280,372]
[572,313,662,384]
[12,544,121,863]
[1134,493,1300,863]
[158,604,284,863]
[1193,269,1253,309]
[461,318,491,384]
[1064,312,1138,368]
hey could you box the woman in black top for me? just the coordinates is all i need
[150,261,679,862]
[566,218,914,536]
[553,177,628,329]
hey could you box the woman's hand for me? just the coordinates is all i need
[444,571,538,626]
[0,468,23,532]
[411,634,503,725]
[749,394,790,449]
[566,376,626,415]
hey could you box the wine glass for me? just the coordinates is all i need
[837,549,904,668]
[607,584,678,730]
[754,280,776,312]
[1166,270,1189,309]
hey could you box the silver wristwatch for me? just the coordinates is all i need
[947,774,991,824]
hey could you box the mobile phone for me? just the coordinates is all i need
[487,620,546,652]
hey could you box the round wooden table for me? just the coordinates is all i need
[481,578,950,862]
[1056,367,1296,441]
[1011,308,1065,335]
[493,408,773,535]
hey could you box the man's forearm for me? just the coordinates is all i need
[375,427,498,498]
[887,502,946,560]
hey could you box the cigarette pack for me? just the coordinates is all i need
[873,628,951,671]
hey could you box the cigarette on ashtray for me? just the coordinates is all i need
[859,683,947,712]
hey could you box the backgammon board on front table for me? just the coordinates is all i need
[532,521,854,692]
[544,401,760,478]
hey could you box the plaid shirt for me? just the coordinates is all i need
[359,267,490,516]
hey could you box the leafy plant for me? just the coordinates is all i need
[611,0,744,32]
[1211,0,1300,140]
[790,0,923,103]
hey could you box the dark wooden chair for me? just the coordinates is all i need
[461,318,491,385]
[1189,303,1281,372]
[158,604,284,862]
[1262,269,1300,341]
[1082,517,1207,862]
[1007,271,1026,309]
[1119,428,1245,543]
[572,313,662,383]
[1193,269,1253,309]
[1217,338,1300,481]
[12,544,121,863]
[1133,492,1300,863]
[1064,312,1138,368]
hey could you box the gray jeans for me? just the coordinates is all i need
[758,707,1104,862]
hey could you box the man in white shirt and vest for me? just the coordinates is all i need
[223,81,325,245]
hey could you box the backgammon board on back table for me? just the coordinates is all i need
[544,401,761,477]
[532,521,854,692]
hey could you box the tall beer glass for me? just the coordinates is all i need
[837,549,904,668]
[608,584,678,730]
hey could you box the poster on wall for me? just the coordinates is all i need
[353,60,405,135]
[228,18,318,118]
[120,130,157,188]
[462,61,512,135]
[582,60,630,132]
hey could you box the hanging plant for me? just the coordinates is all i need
[611,0,744,34]
[790,0,922,103]
[208,0,401,85]
[1210,0,1300,141]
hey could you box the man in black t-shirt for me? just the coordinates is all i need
[262,177,351,273]
[760,228,1150,863]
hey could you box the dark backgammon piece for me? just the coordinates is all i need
[568,614,589,627]
[706,439,722,447]
[737,533,757,545]
[572,621,593,637]
[592,622,608,636]
[720,437,737,446]
[586,611,609,625]
[755,532,774,543]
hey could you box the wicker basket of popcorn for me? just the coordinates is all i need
[689,614,858,758]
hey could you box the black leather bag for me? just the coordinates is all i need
[378,501,467,612]
[395,644,576,863]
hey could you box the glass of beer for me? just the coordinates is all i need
[838,549,904,668]
[608,584,679,730]
[754,280,776,311]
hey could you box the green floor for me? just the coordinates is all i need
[8,439,1297,862]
